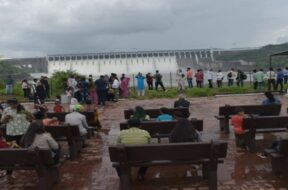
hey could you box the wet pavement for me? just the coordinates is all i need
[1,94,288,190]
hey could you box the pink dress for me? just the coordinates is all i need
[120,77,130,98]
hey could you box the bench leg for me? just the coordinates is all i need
[271,157,286,174]
[37,167,58,190]
[202,163,208,179]
[119,166,132,190]
[208,169,218,190]
[69,141,81,160]
[219,119,229,133]
[247,137,256,153]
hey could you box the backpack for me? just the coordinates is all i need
[242,73,247,80]
[227,72,232,78]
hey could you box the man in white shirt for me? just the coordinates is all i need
[266,68,276,91]
[216,70,224,88]
[111,74,120,102]
[207,69,214,88]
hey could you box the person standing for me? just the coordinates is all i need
[207,69,214,88]
[178,74,186,93]
[252,69,258,90]
[42,76,50,98]
[154,70,166,91]
[275,68,284,93]
[21,79,30,98]
[186,68,193,88]
[255,69,265,90]
[111,74,120,102]
[67,75,77,95]
[266,68,276,91]
[195,69,204,88]
[120,74,130,98]
[216,70,224,88]
[95,76,108,106]
[236,69,245,87]
[5,75,14,95]
[146,73,153,90]
[227,68,237,87]
[136,72,146,96]
[36,80,46,104]
[88,77,98,104]
[284,67,288,85]
[79,77,89,104]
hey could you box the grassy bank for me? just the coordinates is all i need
[1,83,286,102]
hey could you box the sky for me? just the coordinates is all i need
[0,0,288,58]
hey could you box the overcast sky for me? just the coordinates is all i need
[0,0,288,58]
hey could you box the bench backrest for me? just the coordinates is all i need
[219,104,281,116]
[124,107,189,119]
[45,125,80,141]
[0,148,54,167]
[109,141,227,163]
[46,112,95,123]
[243,116,288,130]
[120,119,203,137]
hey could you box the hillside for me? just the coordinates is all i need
[215,43,288,68]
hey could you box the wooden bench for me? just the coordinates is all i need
[120,119,203,143]
[109,141,228,190]
[0,125,84,160]
[124,107,189,119]
[46,111,99,127]
[242,116,288,153]
[45,125,85,160]
[0,148,59,190]
[264,139,288,175]
[46,112,98,137]
[215,104,281,133]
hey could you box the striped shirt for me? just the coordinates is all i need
[117,127,151,145]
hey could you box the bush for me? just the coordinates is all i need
[51,70,83,96]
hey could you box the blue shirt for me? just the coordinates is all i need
[136,76,145,90]
[157,114,174,121]
[262,99,281,105]
[277,71,284,80]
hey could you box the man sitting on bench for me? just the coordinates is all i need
[116,118,151,180]
[65,105,88,137]
[262,91,281,105]
[174,94,190,108]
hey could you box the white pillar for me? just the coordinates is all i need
[194,52,199,65]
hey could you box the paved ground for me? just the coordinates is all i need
[1,94,288,190]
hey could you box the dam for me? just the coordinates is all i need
[47,49,216,77]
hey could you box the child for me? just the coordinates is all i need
[53,100,65,113]
[178,74,186,93]
[231,108,248,151]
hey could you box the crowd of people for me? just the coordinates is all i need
[62,67,288,105]
[2,67,288,106]
[0,96,101,180]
